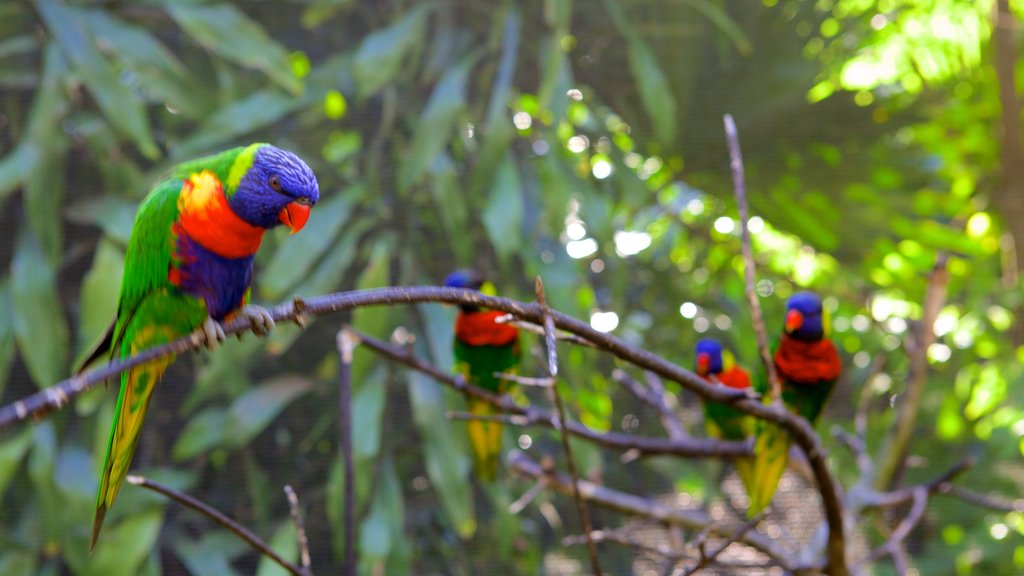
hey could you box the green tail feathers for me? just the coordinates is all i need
[748,419,790,516]
[466,397,502,482]
[91,354,171,551]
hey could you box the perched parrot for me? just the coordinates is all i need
[749,291,842,515]
[83,143,319,550]
[694,338,757,503]
[443,270,520,482]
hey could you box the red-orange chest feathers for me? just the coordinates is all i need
[455,310,519,347]
[774,335,841,385]
[175,171,265,259]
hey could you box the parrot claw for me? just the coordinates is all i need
[199,317,226,350]
[240,304,275,337]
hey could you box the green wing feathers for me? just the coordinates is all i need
[454,340,519,481]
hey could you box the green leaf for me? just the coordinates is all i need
[163,2,303,94]
[0,552,36,576]
[0,145,35,204]
[0,427,33,500]
[407,354,475,538]
[172,408,228,461]
[351,365,387,459]
[173,532,247,576]
[65,196,139,245]
[359,458,404,564]
[36,0,159,158]
[171,90,306,158]
[23,44,69,265]
[10,232,69,387]
[469,6,520,200]
[85,509,164,576]
[681,0,752,55]
[260,187,360,301]
[76,239,124,364]
[82,8,210,118]
[255,521,299,576]
[625,36,676,145]
[482,153,523,259]
[398,58,471,191]
[353,4,431,99]
[225,376,313,447]
[0,281,15,397]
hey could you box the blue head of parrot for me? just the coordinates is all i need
[785,291,826,342]
[695,338,725,377]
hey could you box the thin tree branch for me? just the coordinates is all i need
[337,328,358,576]
[938,484,1024,513]
[283,485,312,575]
[2,286,845,573]
[494,314,597,348]
[126,475,306,576]
[613,369,686,442]
[874,255,949,490]
[352,327,750,459]
[536,276,602,576]
[680,512,766,576]
[861,488,928,572]
[508,451,798,571]
[723,113,780,399]
[493,372,557,387]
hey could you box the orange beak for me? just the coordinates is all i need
[696,353,710,376]
[278,201,311,234]
[785,309,804,333]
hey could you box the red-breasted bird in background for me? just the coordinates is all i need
[444,270,520,482]
[695,338,757,507]
[749,291,841,515]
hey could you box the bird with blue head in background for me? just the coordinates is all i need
[444,270,521,482]
[749,291,841,515]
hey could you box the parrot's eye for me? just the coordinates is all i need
[268,174,282,191]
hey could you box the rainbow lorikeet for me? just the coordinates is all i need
[749,291,842,514]
[83,143,319,550]
[694,338,757,503]
[443,270,520,482]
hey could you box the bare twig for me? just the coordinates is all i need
[861,488,928,571]
[337,328,358,576]
[536,277,602,576]
[563,528,682,560]
[723,113,780,399]
[126,475,306,576]
[680,512,766,576]
[493,372,557,387]
[283,485,312,575]
[353,327,750,459]
[613,369,686,442]
[446,411,529,425]
[939,485,1024,513]
[494,314,598,348]
[508,451,797,570]
[874,255,949,490]
[509,478,548,515]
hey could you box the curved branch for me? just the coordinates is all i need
[127,475,307,576]
[0,285,847,573]
[508,451,797,571]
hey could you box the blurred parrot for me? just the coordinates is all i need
[694,338,757,503]
[749,290,841,515]
[443,270,520,482]
[83,143,319,550]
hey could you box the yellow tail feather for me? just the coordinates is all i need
[748,421,790,516]
[466,397,502,482]
[91,351,172,551]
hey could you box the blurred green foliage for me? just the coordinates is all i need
[0,0,1021,574]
